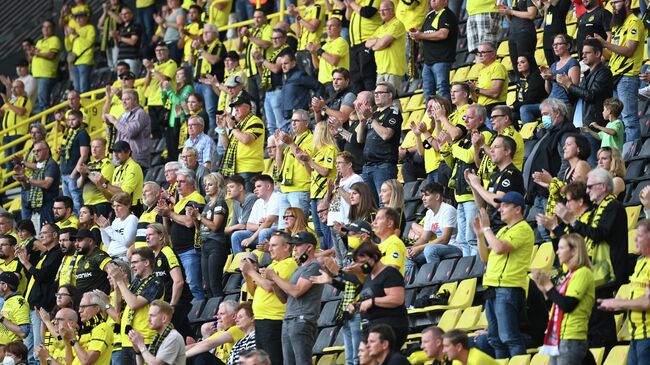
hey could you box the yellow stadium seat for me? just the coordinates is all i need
[535,49,548,67]
[437,308,461,331]
[497,41,509,57]
[400,96,410,110]
[603,345,628,365]
[567,24,577,38]
[455,305,482,331]
[401,112,411,129]
[467,63,485,81]
[502,56,513,72]
[529,244,539,266]
[614,313,625,333]
[335,352,345,365]
[406,93,425,112]
[506,90,516,106]
[626,205,642,230]
[508,354,531,365]
[529,353,550,365]
[475,310,488,330]
[407,350,429,365]
[316,354,336,365]
[565,10,577,25]
[590,347,605,365]
[520,122,539,140]
[530,242,555,272]
[617,318,631,341]
[407,109,426,126]
[629,229,638,254]
[452,66,470,82]
[449,69,456,82]
[409,278,477,314]
[496,360,509,365]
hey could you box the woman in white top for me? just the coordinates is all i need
[97,191,138,260]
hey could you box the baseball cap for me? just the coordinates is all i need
[72,229,95,241]
[288,231,318,246]
[0,272,19,290]
[494,191,526,207]
[224,75,243,88]
[342,220,372,235]
[119,71,136,80]
[111,140,131,153]
[229,92,252,107]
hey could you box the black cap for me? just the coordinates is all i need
[288,231,318,246]
[119,71,136,80]
[229,92,252,107]
[154,40,168,49]
[225,51,240,61]
[111,140,131,152]
[72,229,95,241]
[16,59,29,68]
[0,272,19,290]
[342,220,372,235]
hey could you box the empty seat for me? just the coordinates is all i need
[449,256,475,281]
[313,326,338,355]
[530,242,555,272]
[408,262,438,289]
[603,345,628,365]
[321,284,341,302]
[187,299,207,323]
[430,258,459,285]
[318,300,340,328]
[223,272,243,294]
[191,296,222,324]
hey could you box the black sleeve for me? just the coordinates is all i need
[566,67,613,102]
[140,279,165,303]
[522,72,548,104]
[359,6,378,18]
[602,10,613,32]
[570,201,621,244]
[381,267,405,289]
[546,287,580,312]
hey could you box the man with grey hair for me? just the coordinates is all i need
[162,161,181,199]
[104,89,152,167]
[180,146,209,195]
[239,349,272,365]
[186,300,244,362]
[183,115,217,171]
[469,42,508,116]
[135,182,163,246]
[524,98,576,241]
[553,167,627,348]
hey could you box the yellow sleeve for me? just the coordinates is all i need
[87,323,112,352]
[388,19,406,40]
[101,162,115,181]
[165,247,181,269]
[451,143,475,164]
[565,267,592,300]
[119,164,141,195]
[98,257,113,271]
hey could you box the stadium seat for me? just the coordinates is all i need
[317,300,340,328]
[495,360,508,365]
[316,354,336,365]
[617,318,631,341]
[534,49,547,67]
[436,308,461,331]
[454,305,482,331]
[452,66,470,82]
[626,205,642,230]
[405,93,425,112]
[530,244,539,265]
[407,109,426,126]
[187,299,207,323]
[468,258,486,278]
[502,57,513,72]
[506,90,516,105]
[449,256,475,281]
[321,284,341,303]
[629,229,638,254]
[400,96,410,111]
[191,296,223,324]
[401,112,411,130]
[404,180,424,201]
[223,272,243,294]
[530,242,555,272]
[430,258,459,285]
[313,326,338,355]
[335,352,345,365]
[625,179,650,205]
[602,345,629,365]
[520,122,539,140]
[408,262,439,289]
[529,353,550,365]
[590,347,605,365]
[497,41,509,57]
[508,354,531,365]
[466,63,484,81]
[408,278,477,314]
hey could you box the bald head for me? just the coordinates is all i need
[58,308,78,322]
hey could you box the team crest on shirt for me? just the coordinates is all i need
[589,16,594,22]
[631,29,637,35]
[388,118,397,125]
[327,157,333,163]
[392,252,399,259]
[84,262,90,269]
[157,259,162,267]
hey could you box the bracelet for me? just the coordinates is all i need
[482,227,491,234]
[316,48,325,56]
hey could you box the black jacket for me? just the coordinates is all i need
[566,62,613,127]
[26,245,64,311]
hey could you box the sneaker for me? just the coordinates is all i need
[640,86,650,100]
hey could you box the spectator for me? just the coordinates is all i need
[3,341,28,365]
[498,0,537,71]
[356,83,402,203]
[0,235,27,295]
[372,207,407,277]
[161,68,194,162]
[77,205,102,245]
[114,6,142,75]
[157,168,205,300]
[14,122,47,221]
[0,272,30,345]
[240,231,297,365]
[0,79,32,169]
[238,350,271,365]
[60,110,90,215]
[307,18,349,95]
[178,5,205,66]
[238,10,272,109]
[226,302,256,365]
[15,220,39,274]
[473,192,534,359]
[557,38,612,165]
[365,1,406,91]
[442,329,499,364]
[103,70,140,125]
[135,0,155,47]
[481,106,524,176]
[185,300,243,363]
[129,300,186,365]
[531,233,594,365]
[63,291,114,365]
[266,231,323,365]
[256,29,291,134]
[31,20,62,113]
[513,53,548,124]
[333,182,377,254]
[574,0,611,57]
[95,140,144,216]
[366,324,410,365]
[35,306,78,365]
[410,0,458,100]
[312,68,356,127]
[278,53,321,131]
[346,0,382,93]
[598,219,650,365]
[55,227,78,288]
[161,162,180,200]
[358,339,374,365]
[14,141,60,226]
[0,214,18,241]
[405,182,460,276]
[73,228,112,294]
[5,60,36,103]
[98,0,122,71]
[179,147,209,195]
[98,192,137,261]
[334,91,372,174]
[330,152,364,225]
[282,208,318,243]
[420,326,449,365]
[53,196,78,229]
[465,0,500,54]
[583,98,624,153]
[535,0,571,66]
[596,147,626,198]
[153,0,185,63]
[104,89,153,168]
[469,42,508,115]
[143,42,178,140]
[109,247,164,365]
[183,115,218,171]
[224,175,257,240]
[378,180,405,233]
[77,137,115,219]
[66,10,95,93]
[540,34,580,106]
[290,0,325,52]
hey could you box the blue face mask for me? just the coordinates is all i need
[541,115,553,129]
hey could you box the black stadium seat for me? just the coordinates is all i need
[223,273,243,295]
[312,326,338,355]
[317,300,340,328]
[449,256,476,282]
[468,258,487,278]
[430,258,459,285]
[321,284,341,303]
[407,262,438,289]
[187,299,207,323]
[191,296,222,324]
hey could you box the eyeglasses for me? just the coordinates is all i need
[476,50,494,56]
[283,215,295,219]
[490,114,506,119]
[373,91,390,95]
[317,209,328,214]
[586,182,603,190]
[79,304,98,309]
[188,123,201,127]
[56,293,71,297]
[552,42,568,47]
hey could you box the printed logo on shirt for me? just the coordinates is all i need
[502,179,510,188]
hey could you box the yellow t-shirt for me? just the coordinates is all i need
[145,59,178,106]
[628,257,650,340]
[401,120,443,173]
[232,115,266,174]
[72,319,113,365]
[372,17,407,76]
[396,0,429,31]
[72,24,96,65]
[244,24,272,77]
[349,0,382,46]
[83,157,115,205]
[610,14,646,76]
[56,215,80,230]
[298,4,326,51]
[280,131,313,193]
[310,144,338,199]
[378,234,407,275]
[1,96,32,136]
[559,266,594,340]
[318,37,350,84]
[182,22,205,63]
[477,61,508,105]
[252,257,298,320]
[0,259,27,295]
[136,0,155,7]
[0,294,30,345]
[32,36,62,79]
[120,277,164,348]
[208,0,233,30]
[467,0,498,15]
[211,325,245,362]
[483,220,533,290]
[112,158,144,206]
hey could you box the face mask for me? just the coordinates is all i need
[361,262,374,274]
[541,115,553,129]
[3,356,15,365]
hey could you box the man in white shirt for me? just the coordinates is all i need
[230,174,279,254]
[405,182,461,275]
[330,151,364,225]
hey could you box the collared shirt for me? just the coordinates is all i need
[183,132,217,166]
[112,106,152,167]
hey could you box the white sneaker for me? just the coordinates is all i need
[640,86,650,100]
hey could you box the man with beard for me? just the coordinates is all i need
[0,235,27,295]
[59,110,90,215]
[74,229,112,295]
[591,0,645,143]
[575,0,611,53]
[53,196,78,229]
[311,68,356,125]
[55,227,79,288]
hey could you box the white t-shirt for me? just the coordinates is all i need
[330,174,364,225]
[100,214,138,259]
[247,192,280,229]
[423,202,457,247]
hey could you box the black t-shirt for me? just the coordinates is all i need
[117,22,142,60]
[60,128,90,175]
[576,7,612,52]
[130,274,165,303]
[154,247,193,305]
[487,163,525,227]
[378,351,411,365]
[421,7,458,64]
[510,0,536,33]
[363,106,402,164]
[75,249,112,294]
[360,266,407,326]
[543,0,571,40]
[171,199,205,254]
[336,120,365,173]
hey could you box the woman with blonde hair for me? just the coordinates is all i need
[379,179,405,234]
[597,147,626,199]
[532,233,594,365]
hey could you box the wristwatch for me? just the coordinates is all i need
[102,182,109,189]
[105,303,111,311]
[70,339,77,346]
[46,357,53,365]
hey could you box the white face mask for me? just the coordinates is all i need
[3,355,15,365]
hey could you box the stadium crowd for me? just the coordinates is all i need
[1,0,650,364]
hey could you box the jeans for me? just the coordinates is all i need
[178,248,205,300]
[277,191,311,229]
[136,6,155,46]
[72,64,92,93]
[26,310,40,365]
[230,230,254,254]
[362,162,398,206]
[235,0,254,22]
[264,89,284,135]
[405,244,463,278]
[456,201,478,256]
[107,47,118,71]
[35,77,55,114]
[194,83,218,133]
[485,287,527,359]
[520,104,541,124]
[255,319,284,365]
[281,318,318,365]
[311,198,330,241]
[550,339,589,365]
[120,58,142,77]
[615,75,640,143]
[3,135,23,172]
[341,313,362,365]
[201,237,228,297]
[534,196,551,241]
[422,62,451,100]
[62,174,83,215]
[628,338,650,365]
